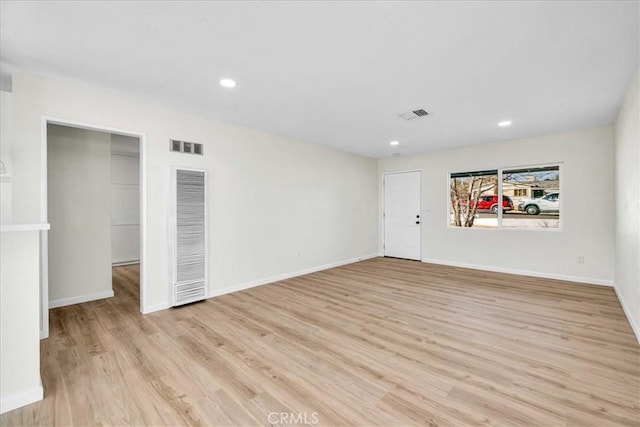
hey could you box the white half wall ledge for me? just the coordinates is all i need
[49,289,114,309]
[421,258,614,287]
[0,382,43,415]
[0,223,50,232]
[614,285,640,345]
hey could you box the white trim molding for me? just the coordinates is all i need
[41,115,149,322]
[0,223,50,233]
[112,260,140,267]
[143,302,171,315]
[144,254,377,314]
[49,290,115,309]
[614,285,640,344]
[209,253,380,300]
[0,383,43,415]
[421,258,614,287]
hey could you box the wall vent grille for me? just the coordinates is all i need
[170,139,203,155]
[171,168,207,306]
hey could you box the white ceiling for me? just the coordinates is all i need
[1,1,638,158]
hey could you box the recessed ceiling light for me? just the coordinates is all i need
[498,120,512,127]
[220,78,236,88]
[390,140,400,146]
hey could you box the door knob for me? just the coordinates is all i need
[415,221,420,224]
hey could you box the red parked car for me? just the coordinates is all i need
[471,195,514,213]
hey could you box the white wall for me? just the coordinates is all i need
[614,70,640,341]
[0,230,43,413]
[379,126,615,285]
[111,134,140,264]
[2,72,379,313]
[0,91,14,223]
[47,124,113,307]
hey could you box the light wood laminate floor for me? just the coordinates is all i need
[1,258,639,426]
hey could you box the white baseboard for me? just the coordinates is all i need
[208,253,380,299]
[49,289,115,309]
[613,285,640,344]
[112,260,140,267]
[140,254,379,314]
[142,302,170,314]
[421,258,614,287]
[0,383,43,414]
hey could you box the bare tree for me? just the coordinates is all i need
[450,175,496,227]
[450,178,463,227]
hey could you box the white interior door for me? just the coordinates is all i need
[384,171,421,260]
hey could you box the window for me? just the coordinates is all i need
[502,165,560,229]
[450,170,498,228]
[450,164,561,230]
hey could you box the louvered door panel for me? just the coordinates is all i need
[172,169,207,306]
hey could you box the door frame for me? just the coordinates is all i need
[381,169,422,260]
[40,116,149,338]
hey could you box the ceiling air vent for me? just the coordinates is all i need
[398,108,430,121]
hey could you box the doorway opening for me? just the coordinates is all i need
[40,118,147,339]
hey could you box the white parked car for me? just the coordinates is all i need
[518,192,560,215]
